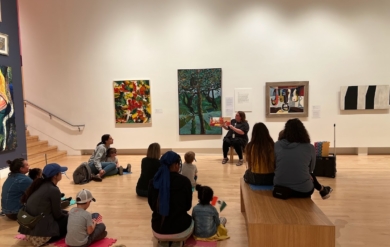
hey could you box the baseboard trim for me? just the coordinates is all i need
[80,147,390,155]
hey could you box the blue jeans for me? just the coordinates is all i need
[89,162,117,177]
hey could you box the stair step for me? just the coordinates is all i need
[26,135,39,142]
[28,151,68,167]
[27,146,59,159]
[27,140,48,148]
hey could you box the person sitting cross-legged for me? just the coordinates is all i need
[65,189,107,247]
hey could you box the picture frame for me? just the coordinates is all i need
[178,68,222,135]
[265,81,309,118]
[0,33,9,56]
[113,80,151,124]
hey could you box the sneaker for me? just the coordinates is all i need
[220,217,227,226]
[222,158,229,164]
[236,159,244,166]
[118,166,124,175]
[124,163,131,173]
[319,186,333,200]
[91,175,102,182]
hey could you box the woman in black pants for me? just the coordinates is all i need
[221,111,250,166]
[274,119,333,199]
[18,163,69,246]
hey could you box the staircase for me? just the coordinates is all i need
[26,130,68,167]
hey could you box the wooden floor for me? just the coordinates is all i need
[1,155,390,247]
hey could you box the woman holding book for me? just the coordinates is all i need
[221,111,250,166]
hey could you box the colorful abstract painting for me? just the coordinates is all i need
[265,81,309,118]
[178,68,222,135]
[0,65,17,152]
[113,80,151,123]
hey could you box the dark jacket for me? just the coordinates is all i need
[1,173,32,214]
[136,157,160,193]
[223,119,250,146]
[148,172,193,234]
[18,182,67,237]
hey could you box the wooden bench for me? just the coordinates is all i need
[240,179,335,247]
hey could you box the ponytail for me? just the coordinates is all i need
[97,134,110,146]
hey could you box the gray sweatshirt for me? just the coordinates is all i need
[88,144,107,171]
[273,139,315,192]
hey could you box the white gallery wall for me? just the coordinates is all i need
[18,0,390,154]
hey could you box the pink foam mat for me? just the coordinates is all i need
[15,234,117,247]
[53,238,117,247]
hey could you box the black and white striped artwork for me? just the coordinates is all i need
[340,85,389,110]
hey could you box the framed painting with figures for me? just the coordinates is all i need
[265,81,309,118]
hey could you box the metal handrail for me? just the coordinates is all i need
[24,100,85,131]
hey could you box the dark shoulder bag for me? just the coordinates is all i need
[17,205,49,230]
[273,185,292,200]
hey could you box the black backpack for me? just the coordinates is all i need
[73,162,92,184]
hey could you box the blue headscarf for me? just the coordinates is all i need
[153,151,181,216]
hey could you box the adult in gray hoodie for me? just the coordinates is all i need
[274,119,332,199]
[88,134,118,179]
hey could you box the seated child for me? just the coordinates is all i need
[180,151,198,189]
[28,168,42,181]
[192,184,229,240]
[65,189,107,247]
[28,168,71,209]
[106,148,131,175]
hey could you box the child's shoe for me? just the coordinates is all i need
[118,166,124,175]
[124,164,131,173]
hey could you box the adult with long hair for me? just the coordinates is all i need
[18,163,69,246]
[1,158,32,220]
[274,118,332,199]
[88,134,120,181]
[244,123,275,185]
[148,151,193,246]
[136,143,161,197]
[221,111,250,166]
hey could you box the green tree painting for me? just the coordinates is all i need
[178,68,222,135]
